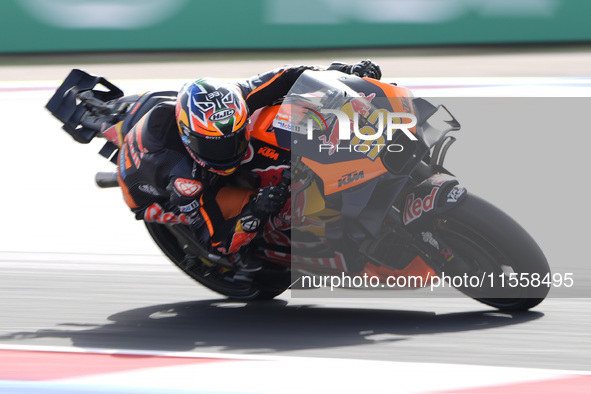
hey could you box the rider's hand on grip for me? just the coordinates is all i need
[350,59,382,80]
[252,185,288,216]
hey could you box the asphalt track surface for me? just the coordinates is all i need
[1,49,591,385]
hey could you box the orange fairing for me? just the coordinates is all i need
[247,106,280,147]
[361,256,438,288]
[215,186,256,220]
[363,79,416,135]
[302,156,388,195]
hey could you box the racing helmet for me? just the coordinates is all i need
[175,78,249,175]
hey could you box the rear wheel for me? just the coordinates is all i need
[145,222,289,300]
[432,194,550,311]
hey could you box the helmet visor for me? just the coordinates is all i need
[185,125,248,169]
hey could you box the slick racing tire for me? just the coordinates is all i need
[145,222,289,301]
[434,194,551,311]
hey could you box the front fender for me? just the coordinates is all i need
[402,173,467,228]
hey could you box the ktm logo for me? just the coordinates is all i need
[338,170,365,187]
[258,146,279,160]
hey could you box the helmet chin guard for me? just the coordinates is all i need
[176,78,249,172]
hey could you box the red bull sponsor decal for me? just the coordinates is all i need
[307,95,416,158]
[403,187,438,225]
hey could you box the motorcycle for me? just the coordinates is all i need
[46,69,551,311]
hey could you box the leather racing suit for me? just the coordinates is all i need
[117,62,381,257]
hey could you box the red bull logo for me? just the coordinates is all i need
[318,126,341,155]
[350,92,376,117]
[309,97,417,156]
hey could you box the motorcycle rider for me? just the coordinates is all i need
[117,60,382,278]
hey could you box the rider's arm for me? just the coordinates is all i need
[183,183,287,256]
[236,65,319,114]
[188,186,261,255]
[236,60,381,114]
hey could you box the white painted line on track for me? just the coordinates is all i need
[2,76,591,97]
[2,343,590,374]
[2,77,590,393]
[1,344,589,394]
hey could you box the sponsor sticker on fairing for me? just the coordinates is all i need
[403,187,438,225]
[273,118,302,133]
[257,146,279,160]
[421,231,440,250]
[447,185,466,203]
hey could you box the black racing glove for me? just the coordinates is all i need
[252,185,288,216]
[328,59,382,80]
[350,59,382,80]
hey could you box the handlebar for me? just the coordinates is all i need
[77,90,120,133]
[279,167,291,189]
[78,90,112,114]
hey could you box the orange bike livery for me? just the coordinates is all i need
[46,68,551,310]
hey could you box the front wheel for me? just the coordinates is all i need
[430,194,551,311]
[145,222,289,300]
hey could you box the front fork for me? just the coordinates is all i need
[392,168,469,275]
[385,206,460,276]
